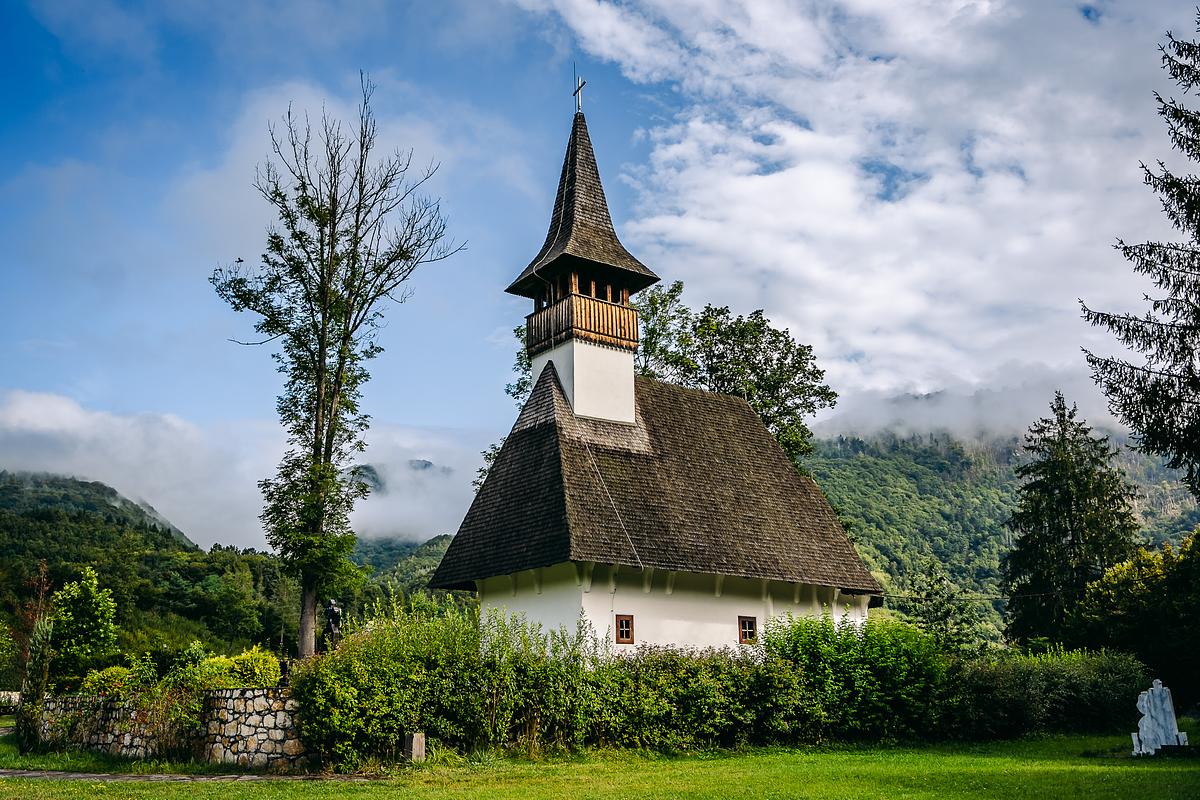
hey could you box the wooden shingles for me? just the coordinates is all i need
[506,113,659,299]
[429,364,882,594]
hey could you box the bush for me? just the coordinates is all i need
[229,646,281,687]
[50,566,118,685]
[292,599,485,770]
[80,666,134,697]
[290,607,1147,771]
[945,647,1146,739]
[762,614,947,741]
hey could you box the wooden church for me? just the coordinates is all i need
[429,108,881,649]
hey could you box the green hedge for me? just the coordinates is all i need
[945,648,1146,738]
[290,602,1146,771]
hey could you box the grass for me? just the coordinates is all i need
[0,730,1197,799]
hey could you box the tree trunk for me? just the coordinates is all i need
[298,578,318,659]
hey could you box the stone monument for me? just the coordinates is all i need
[1132,679,1190,756]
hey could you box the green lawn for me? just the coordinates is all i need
[0,732,1197,800]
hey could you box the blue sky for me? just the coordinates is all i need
[0,1,1190,546]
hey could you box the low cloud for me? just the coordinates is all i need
[0,390,484,549]
[814,362,1120,440]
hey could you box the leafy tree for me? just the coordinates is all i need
[674,304,837,461]
[1081,16,1200,497]
[893,557,985,652]
[504,325,533,405]
[633,279,693,380]
[50,566,118,683]
[1002,393,1140,645]
[1073,532,1200,704]
[211,75,460,657]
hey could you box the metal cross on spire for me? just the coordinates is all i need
[572,65,586,113]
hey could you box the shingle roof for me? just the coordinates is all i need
[506,113,659,299]
[430,364,882,594]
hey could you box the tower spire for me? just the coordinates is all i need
[505,111,659,299]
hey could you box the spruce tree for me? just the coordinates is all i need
[1002,393,1139,645]
[1082,16,1200,497]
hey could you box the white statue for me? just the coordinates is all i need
[1132,680,1189,756]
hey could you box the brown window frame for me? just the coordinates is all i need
[615,614,635,644]
[738,615,757,645]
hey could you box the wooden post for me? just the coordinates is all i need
[404,732,426,763]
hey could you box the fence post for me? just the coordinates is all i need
[404,731,426,763]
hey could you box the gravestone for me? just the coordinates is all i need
[1132,679,1190,756]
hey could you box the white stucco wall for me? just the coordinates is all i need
[478,563,584,635]
[478,562,871,650]
[530,339,635,424]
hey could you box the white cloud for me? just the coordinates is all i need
[813,361,1120,440]
[0,390,482,549]
[520,0,1187,417]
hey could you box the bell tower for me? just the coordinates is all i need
[507,110,659,423]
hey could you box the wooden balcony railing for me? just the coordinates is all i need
[526,293,639,356]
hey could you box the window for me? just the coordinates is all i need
[615,614,634,644]
[738,616,757,645]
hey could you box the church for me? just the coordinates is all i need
[429,106,882,649]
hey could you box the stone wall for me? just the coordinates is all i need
[39,695,176,759]
[201,688,310,771]
[39,688,310,771]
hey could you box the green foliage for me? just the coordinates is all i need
[0,474,302,659]
[1073,532,1200,705]
[290,607,1141,771]
[0,471,194,548]
[474,442,503,493]
[50,567,118,684]
[368,536,455,598]
[945,648,1147,739]
[668,303,837,461]
[1003,393,1139,644]
[71,642,278,757]
[808,433,1016,634]
[228,646,282,687]
[80,666,133,697]
[291,597,483,769]
[638,282,840,461]
[0,622,17,691]
[891,558,986,653]
[16,615,53,753]
[760,615,947,742]
[505,325,533,405]
[1082,15,1200,498]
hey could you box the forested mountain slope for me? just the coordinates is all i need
[0,472,297,657]
[807,432,1197,604]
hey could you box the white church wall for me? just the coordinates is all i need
[478,563,583,635]
[581,567,868,650]
[530,339,635,424]
[479,563,870,651]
